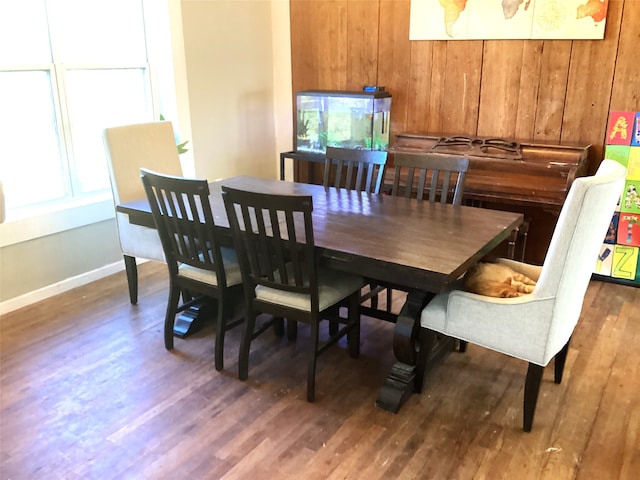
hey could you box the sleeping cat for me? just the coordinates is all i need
[463,262,536,298]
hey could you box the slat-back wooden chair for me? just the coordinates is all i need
[322,146,389,317]
[140,169,243,371]
[391,152,469,204]
[375,153,470,318]
[221,185,364,402]
[323,146,388,194]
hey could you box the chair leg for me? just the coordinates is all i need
[307,322,320,402]
[124,255,138,304]
[523,363,544,432]
[415,328,437,393]
[272,316,285,337]
[459,340,468,352]
[554,338,571,384]
[287,319,298,341]
[164,286,181,350]
[386,287,393,313]
[347,292,360,358]
[214,297,226,371]
[369,283,379,310]
[238,311,257,381]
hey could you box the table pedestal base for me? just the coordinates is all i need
[375,362,416,412]
[375,289,433,412]
[173,301,210,338]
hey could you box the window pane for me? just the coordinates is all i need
[0,0,52,64]
[48,0,146,64]
[0,71,67,209]
[65,68,153,193]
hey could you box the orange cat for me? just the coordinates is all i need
[463,262,536,298]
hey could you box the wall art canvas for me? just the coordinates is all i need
[410,0,609,40]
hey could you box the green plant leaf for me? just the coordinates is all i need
[177,140,189,154]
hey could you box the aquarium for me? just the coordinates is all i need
[295,90,391,153]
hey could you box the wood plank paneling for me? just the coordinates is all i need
[290,0,348,92]
[532,40,570,142]
[289,0,640,260]
[561,1,622,169]
[609,0,640,112]
[377,0,412,135]
[346,0,380,90]
[290,0,640,167]
[477,40,528,138]
[441,41,483,135]
[406,40,436,131]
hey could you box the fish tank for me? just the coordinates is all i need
[295,90,391,153]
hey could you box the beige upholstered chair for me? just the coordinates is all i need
[103,121,183,304]
[416,159,626,431]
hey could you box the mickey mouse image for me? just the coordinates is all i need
[625,184,640,209]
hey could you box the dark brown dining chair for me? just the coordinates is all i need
[375,152,470,318]
[140,169,243,371]
[323,146,388,194]
[391,152,469,204]
[322,147,389,316]
[221,185,363,402]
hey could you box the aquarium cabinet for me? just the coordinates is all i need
[295,90,391,153]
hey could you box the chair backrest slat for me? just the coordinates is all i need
[323,146,388,194]
[391,152,469,205]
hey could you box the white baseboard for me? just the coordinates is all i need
[0,260,126,316]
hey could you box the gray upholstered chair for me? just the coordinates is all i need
[103,121,183,304]
[416,159,626,431]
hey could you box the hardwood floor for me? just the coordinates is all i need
[1,262,639,479]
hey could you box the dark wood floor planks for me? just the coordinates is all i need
[1,262,639,479]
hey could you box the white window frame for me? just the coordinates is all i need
[0,0,183,248]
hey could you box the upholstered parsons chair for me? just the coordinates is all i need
[103,121,183,304]
[416,159,627,431]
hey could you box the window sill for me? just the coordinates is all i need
[0,196,115,248]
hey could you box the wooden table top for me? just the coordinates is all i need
[119,176,523,293]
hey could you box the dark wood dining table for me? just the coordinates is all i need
[118,175,523,412]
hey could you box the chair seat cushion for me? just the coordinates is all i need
[178,247,243,287]
[256,267,364,312]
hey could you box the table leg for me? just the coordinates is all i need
[375,289,434,412]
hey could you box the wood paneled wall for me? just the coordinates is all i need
[290,0,640,173]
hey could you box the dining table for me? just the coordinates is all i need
[118,175,523,412]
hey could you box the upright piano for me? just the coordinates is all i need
[390,132,592,263]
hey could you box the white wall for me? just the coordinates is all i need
[180,0,292,182]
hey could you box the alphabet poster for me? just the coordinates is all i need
[594,111,640,286]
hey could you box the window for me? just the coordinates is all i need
[0,0,156,219]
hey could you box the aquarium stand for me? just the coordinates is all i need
[279,150,326,181]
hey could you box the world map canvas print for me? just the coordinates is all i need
[410,0,608,40]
